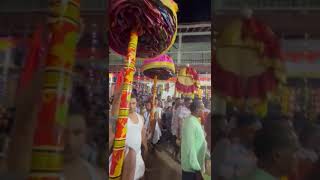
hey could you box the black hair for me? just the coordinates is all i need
[254,123,296,162]
[236,113,258,128]
[131,93,137,99]
[190,99,203,113]
[184,97,192,102]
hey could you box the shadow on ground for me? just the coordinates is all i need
[143,149,181,180]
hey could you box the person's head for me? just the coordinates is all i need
[232,113,261,147]
[64,113,87,162]
[184,97,192,108]
[299,123,320,155]
[151,98,161,107]
[146,101,152,111]
[129,94,137,113]
[190,99,205,118]
[175,98,181,107]
[254,123,299,177]
[167,96,172,102]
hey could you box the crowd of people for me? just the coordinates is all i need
[212,107,320,180]
[109,87,212,180]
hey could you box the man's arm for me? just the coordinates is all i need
[109,122,115,152]
[121,148,136,180]
[109,115,116,152]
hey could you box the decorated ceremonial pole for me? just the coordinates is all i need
[28,0,80,179]
[150,75,158,136]
[109,31,138,179]
[109,1,178,178]
[142,54,175,137]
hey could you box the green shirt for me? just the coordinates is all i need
[237,168,277,180]
[181,115,207,172]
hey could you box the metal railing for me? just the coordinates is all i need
[214,0,320,10]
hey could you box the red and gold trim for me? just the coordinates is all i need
[109,31,138,180]
[28,0,80,179]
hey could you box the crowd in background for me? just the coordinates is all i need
[212,105,320,180]
[109,85,212,179]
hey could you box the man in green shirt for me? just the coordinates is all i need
[181,99,209,180]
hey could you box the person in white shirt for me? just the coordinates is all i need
[109,94,148,180]
[152,99,163,144]
[143,101,152,133]
[176,97,192,140]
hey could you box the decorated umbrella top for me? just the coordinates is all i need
[109,0,178,59]
[213,14,285,103]
[142,54,175,80]
[176,66,200,95]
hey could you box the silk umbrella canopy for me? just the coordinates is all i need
[213,15,285,106]
[109,0,178,179]
[175,66,200,97]
[142,54,175,80]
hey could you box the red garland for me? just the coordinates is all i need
[213,61,278,100]
[175,81,198,93]
[242,18,282,59]
[186,67,199,81]
[175,67,199,94]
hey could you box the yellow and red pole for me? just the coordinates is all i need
[109,31,138,179]
[150,75,158,136]
[28,0,80,179]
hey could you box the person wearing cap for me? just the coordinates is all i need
[181,99,210,180]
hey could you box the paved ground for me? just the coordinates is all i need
[143,144,181,180]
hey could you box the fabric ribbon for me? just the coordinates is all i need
[142,54,175,80]
[109,0,178,59]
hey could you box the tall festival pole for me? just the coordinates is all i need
[109,31,138,179]
[109,0,178,178]
[28,0,80,179]
[150,75,158,136]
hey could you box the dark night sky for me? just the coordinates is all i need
[175,0,211,23]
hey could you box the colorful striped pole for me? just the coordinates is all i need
[150,75,158,137]
[109,31,138,179]
[28,0,80,179]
